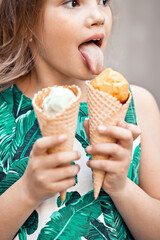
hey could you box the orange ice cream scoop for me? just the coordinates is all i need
[91,68,129,103]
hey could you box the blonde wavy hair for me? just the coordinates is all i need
[0,0,44,85]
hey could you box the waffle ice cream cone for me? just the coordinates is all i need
[32,85,81,202]
[86,78,131,200]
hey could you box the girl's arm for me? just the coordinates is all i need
[110,86,160,240]
[111,85,160,240]
[86,85,160,240]
[0,177,39,240]
[132,85,160,199]
[0,135,80,240]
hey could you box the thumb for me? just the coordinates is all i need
[31,135,67,156]
[83,118,90,141]
[117,121,141,140]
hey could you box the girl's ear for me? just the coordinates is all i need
[29,37,33,43]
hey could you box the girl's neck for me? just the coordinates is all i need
[15,70,88,102]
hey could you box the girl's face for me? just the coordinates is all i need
[33,0,112,82]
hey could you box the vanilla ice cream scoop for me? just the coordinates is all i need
[42,86,76,117]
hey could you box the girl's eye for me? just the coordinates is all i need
[63,0,79,8]
[99,0,110,6]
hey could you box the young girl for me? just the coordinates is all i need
[0,0,160,239]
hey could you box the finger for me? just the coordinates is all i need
[117,121,141,140]
[51,177,76,194]
[87,159,129,174]
[31,134,67,156]
[83,119,90,141]
[97,125,133,148]
[86,143,125,159]
[49,164,80,182]
[45,151,81,168]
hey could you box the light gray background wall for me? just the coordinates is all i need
[104,0,160,108]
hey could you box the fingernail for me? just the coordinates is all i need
[58,134,67,142]
[86,161,90,167]
[86,146,92,153]
[77,152,81,159]
[119,121,127,128]
[98,125,107,133]
[84,118,89,124]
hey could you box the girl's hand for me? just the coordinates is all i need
[85,120,141,197]
[21,135,81,205]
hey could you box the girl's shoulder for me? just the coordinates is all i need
[131,84,157,102]
[130,84,160,147]
[130,85,159,119]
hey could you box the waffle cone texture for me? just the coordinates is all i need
[32,85,81,202]
[86,81,131,199]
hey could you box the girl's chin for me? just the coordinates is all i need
[76,69,98,81]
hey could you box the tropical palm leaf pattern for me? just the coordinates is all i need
[0,85,140,239]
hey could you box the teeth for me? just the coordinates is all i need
[93,39,100,41]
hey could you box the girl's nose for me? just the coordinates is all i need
[85,5,105,28]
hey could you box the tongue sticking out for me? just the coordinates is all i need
[79,42,104,75]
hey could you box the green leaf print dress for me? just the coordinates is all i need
[0,85,141,240]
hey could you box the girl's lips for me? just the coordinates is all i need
[79,33,104,48]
